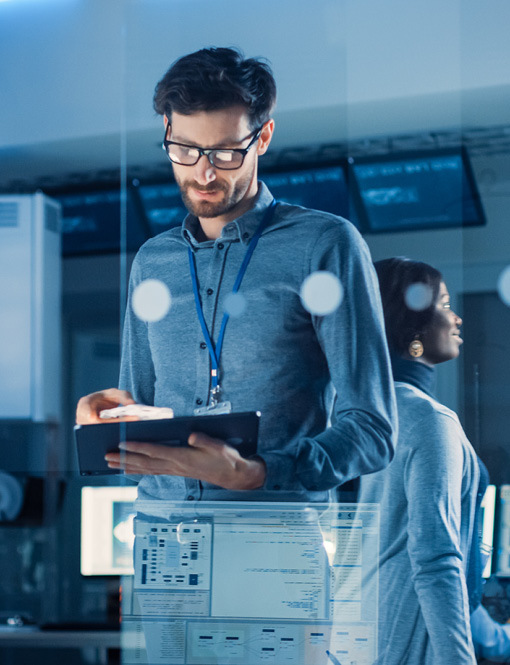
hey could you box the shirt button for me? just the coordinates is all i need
[206,288,214,296]
[196,398,203,405]
[187,495,195,501]
[217,243,224,250]
[242,232,249,240]
[200,342,207,349]
[273,485,281,491]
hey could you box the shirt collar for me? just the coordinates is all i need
[181,181,274,249]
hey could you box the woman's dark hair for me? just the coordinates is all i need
[374,257,443,356]
[153,47,277,130]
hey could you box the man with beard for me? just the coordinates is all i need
[76,47,396,503]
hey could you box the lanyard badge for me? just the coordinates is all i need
[190,199,277,416]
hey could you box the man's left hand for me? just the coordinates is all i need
[104,432,266,490]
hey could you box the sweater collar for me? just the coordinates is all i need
[391,352,436,398]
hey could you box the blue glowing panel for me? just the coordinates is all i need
[57,188,147,256]
[262,165,358,225]
[349,149,485,233]
[137,182,188,236]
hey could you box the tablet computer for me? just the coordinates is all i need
[75,411,261,476]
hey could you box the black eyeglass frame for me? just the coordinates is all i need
[162,125,263,170]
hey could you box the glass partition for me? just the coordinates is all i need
[120,501,379,665]
[1,1,510,663]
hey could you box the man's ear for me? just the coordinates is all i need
[164,114,170,129]
[256,119,275,156]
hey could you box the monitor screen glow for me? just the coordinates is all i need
[481,484,496,578]
[137,182,188,236]
[261,165,357,225]
[80,486,137,576]
[349,149,485,233]
[496,485,510,577]
[57,188,147,256]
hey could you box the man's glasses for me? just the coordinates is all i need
[162,125,263,171]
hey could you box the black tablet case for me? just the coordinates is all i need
[75,411,260,476]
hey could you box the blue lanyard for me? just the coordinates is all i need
[188,199,277,399]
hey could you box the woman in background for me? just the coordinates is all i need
[359,257,478,664]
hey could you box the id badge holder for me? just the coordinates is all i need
[193,400,232,416]
[193,383,232,415]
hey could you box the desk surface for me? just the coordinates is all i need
[0,628,121,649]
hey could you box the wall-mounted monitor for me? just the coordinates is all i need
[348,148,486,233]
[56,187,148,256]
[481,484,496,578]
[135,182,188,237]
[80,485,137,576]
[496,484,510,577]
[261,164,359,226]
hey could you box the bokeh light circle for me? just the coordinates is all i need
[404,283,433,311]
[132,279,172,322]
[300,271,344,316]
[224,292,247,318]
[497,266,510,307]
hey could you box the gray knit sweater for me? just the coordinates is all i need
[359,382,479,664]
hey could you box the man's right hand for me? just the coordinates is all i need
[76,388,136,424]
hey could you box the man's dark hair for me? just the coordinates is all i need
[374,257,443,356]
[153,47,276,130]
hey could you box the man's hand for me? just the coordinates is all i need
[105,432,267,490]
[76,388,137,424]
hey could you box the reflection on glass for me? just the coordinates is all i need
[223,292,247,318]
[497,265,510,307]
[132,279,172,323]
[120,501,379,665]
[300,272,344,316]
[404,282,433,311]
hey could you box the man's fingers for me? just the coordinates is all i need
[106,461,144,475]
[117,442,167,457]
[187,432,222,448]
[102,389,136,404]
[76,395,102,424]
[106,450,158,469]
[75,388,136,424]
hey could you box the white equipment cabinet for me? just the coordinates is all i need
[0,192,61,422]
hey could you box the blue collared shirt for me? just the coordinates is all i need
[119,182,397,502]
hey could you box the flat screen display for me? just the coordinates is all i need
[136,182,188,236]
[80,485,137,576]
[496,484,510,577]
[261,165,357,225]
[57,188,148,255]
[481,484,496,578]
[349,148,486,233]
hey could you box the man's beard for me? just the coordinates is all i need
[176,168,254,219]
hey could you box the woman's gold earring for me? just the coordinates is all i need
[409,339,424,358]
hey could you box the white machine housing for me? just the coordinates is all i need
[0,192,61,422]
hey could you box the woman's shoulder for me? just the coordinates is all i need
[395,382,463,441]
[394,383,479,488]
